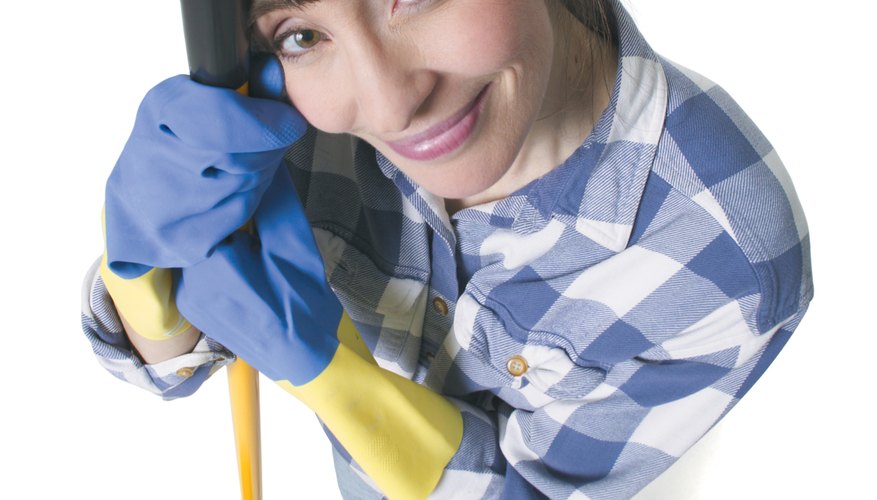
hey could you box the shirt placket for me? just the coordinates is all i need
[418,223,459,369]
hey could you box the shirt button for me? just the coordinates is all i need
[506,355,528,377]
[432,297,449,316]
[426,352,435,362]
[175,367,194,378]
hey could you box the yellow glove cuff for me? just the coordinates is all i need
[99,253,192,341]
[99,207,190,341]
[278,313,463,500]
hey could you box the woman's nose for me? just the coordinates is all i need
[346,34,437,136]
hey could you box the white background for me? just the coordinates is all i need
[1,1,873,498]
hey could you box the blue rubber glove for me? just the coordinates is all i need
[175,167,463,499]
[176,165,340,384]
[104,62,306,279]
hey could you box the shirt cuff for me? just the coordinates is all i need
[81,257,234,400]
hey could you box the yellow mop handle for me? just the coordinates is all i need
[179,1,263,496]
[228,357,262,500]
[228,82,262,500]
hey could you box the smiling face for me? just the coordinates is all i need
[254,0,613,208]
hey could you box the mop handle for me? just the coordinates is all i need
[179,2,261,499]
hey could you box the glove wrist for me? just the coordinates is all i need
[99,253,191,341]
[277,313,463,500]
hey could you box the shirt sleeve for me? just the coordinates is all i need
[427,172,813,499]
[80,257,234,400]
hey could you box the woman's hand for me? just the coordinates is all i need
[175,168,463,500]
[175,166,341,384]
[104,70,306,279]
[100,58,306,348]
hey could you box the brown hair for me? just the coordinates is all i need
[560,0,618,45]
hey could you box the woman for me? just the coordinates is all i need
[83,0,812,497]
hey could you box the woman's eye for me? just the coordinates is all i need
[275,28,325,58]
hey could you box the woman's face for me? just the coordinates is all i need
[255,0,560,203]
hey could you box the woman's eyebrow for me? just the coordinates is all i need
[250,0,321,20]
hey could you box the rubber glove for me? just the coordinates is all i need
[105,71,304,277]
[100,57,306,340]
[176,167,463,499]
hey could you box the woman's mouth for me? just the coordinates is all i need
[386,84,491,162]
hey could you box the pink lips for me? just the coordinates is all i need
[387,85,490,162]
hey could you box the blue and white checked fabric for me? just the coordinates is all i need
[80,0,812,497]
[81,259,234,399]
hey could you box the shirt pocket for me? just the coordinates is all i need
[448,293,608,410]
[314,227,427,365]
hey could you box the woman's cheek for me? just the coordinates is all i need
[284,76,356,134]
[425,0,551,76]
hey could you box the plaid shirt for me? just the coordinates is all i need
[81,1,812,497]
